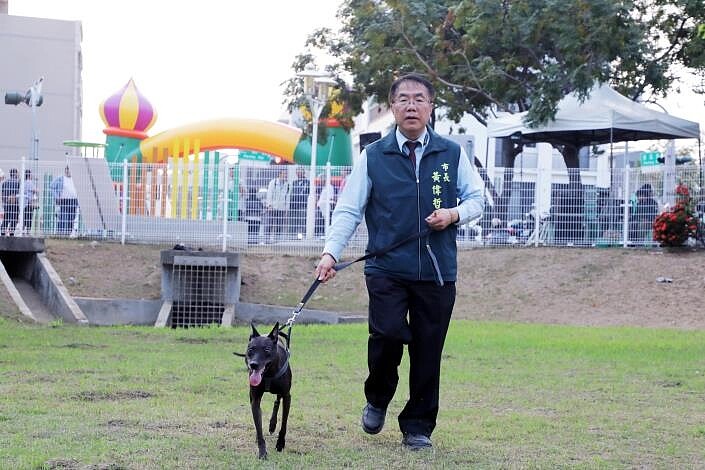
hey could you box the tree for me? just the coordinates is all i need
[284,0,705,221]
[288,0,704,139]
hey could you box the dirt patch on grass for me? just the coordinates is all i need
[40,239,705,329]
[44,459,126,470]
[73,390,153,401]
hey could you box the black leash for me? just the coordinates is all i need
[282,227,433,348]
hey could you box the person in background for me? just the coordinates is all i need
[316,178,336,238]
[1,169,21,236]
[289,167,309,239]
[629,183,658,243]
[51,166,79,235]
[315,73,484,450]
[22,169,38,234]
[262,168,290,244]
[0,168,5,229]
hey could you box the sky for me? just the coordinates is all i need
[9,0,705,153]
[10,0,342,142]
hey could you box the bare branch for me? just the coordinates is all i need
[397,25,511,112]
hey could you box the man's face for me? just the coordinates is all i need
[390,80,433,140]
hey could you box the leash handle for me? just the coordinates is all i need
[284,278,322,329]
[296,278,322,313]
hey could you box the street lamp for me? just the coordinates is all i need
[4,76,44,162]
[5,77,44,236]
[297,65,335,240]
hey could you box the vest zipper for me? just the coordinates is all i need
[415,161,421,280]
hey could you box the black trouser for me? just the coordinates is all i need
[2,202,19,235]
[364,274,455,437]
[24,205,36,231]
[263,209,286,241]
[289,204,306,235]
[56,198,78,234]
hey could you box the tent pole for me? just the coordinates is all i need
[699,138,702,193]
[609,127,614,194]
[484,136,490,176]
[622,141,630,248]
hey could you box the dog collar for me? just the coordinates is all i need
[272,349,291,380]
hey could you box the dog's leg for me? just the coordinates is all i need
[269,396,281,434]
[276,392,291,452]
[250,389,267,459]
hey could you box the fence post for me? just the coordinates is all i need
[212,151,220,219]
[18,158,26,236]
[121,160,128,245]
[534,170,540,247]
[221,160,229,252]
[202,151,210,220]
[622,166,630,247]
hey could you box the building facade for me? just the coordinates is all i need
[0,11,82,163]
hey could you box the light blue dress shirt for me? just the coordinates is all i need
[323,127,485,261]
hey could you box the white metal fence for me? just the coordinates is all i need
[0,157,702,256]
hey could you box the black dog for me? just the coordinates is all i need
[234,322,292,459]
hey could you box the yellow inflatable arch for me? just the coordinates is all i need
[136,118,303,163]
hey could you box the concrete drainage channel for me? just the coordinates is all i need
[155,250,239,328]
[0,239,364,327]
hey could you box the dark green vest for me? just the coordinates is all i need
[364,127,459,282]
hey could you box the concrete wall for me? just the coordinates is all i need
[75,297,161,326]
[234,302,364,325]
[32,253,87,323]
[0,13,82,163]
[74,298,364,327]
[126,216,249,251]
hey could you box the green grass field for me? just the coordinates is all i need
[1,317,704,469]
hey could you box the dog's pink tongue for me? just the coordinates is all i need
[249,370,262,386]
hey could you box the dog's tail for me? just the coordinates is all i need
[233,352,246,357]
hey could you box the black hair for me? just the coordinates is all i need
[388,73,435,104]
[637,183,653,198]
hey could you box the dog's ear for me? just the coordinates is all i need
[250,322,260,339]
[268,322,280,341]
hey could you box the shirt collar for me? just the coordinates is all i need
[395,127,429,153]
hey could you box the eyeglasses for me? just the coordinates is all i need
[393,96,431,107]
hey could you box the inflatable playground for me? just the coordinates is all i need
[82,78,353,224]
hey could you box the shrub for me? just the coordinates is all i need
[652,183,699,246]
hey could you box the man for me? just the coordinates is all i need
[1,169,21,236]
[22,169,38,234]
[51,166,79,235]
[629,183,658,243]
[289,167,309,238]
[263,168,290,243]
[316,178,336,237]
[315,74,484,450]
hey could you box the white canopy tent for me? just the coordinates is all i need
[486,84,702,215]
[487,84,700,146]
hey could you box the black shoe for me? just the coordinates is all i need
[402,433,432,450]
[361,403,386,434]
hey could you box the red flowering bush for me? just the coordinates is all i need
[652,183,700,246]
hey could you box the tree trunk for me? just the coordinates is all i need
[495,138,523,222]
[554,144,584,243]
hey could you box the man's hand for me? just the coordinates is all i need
[425,208,458,231]
[315,253,337,282]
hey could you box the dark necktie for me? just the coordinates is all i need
[405,141,419,171]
